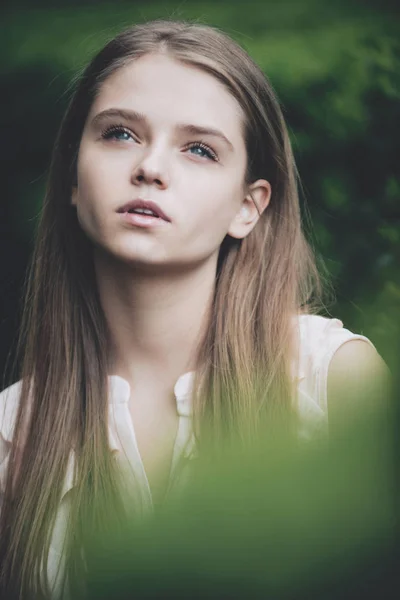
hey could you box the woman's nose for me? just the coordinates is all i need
[131,148,169,189]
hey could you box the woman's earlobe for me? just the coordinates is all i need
[226,201,257,240]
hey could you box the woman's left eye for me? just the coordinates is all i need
[186,142,218,161]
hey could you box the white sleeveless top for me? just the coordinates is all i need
[0,314,378,598]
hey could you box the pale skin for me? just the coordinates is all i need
[71,53,390,502]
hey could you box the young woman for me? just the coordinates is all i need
[0,19,389,600]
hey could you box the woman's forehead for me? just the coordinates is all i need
[89,53,246,145]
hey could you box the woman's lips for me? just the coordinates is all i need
[117,199,171,222]
[119,211,170,228]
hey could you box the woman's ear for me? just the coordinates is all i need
[227,179,271,240]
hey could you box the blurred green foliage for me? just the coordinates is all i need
[83,402,397,599]
[1,0,399,373]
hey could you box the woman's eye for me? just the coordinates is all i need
[186,142,218,161]
[101,125,134,142]
[100,127,218,161]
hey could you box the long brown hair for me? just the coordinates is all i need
[0,19,328,599]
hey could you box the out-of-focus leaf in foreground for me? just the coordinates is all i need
[82,388,397,600]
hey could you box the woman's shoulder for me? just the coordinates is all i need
[296,312,376,362]
[294,312,380,415]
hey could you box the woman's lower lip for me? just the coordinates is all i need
[119,212,169,228]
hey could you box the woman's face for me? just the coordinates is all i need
[72,53,269,271]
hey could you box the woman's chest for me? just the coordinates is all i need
[127,401,180,507]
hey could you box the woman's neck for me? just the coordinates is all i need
[94,249,216,394]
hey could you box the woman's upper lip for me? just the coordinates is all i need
[117,199,171,222]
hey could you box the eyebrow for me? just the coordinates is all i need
[91,108,234,152]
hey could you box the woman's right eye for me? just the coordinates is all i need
[101,125,135,142]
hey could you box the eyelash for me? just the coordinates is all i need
[100,124,219,161]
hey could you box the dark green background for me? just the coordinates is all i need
[0,4,398,597]
[1,0,399,379]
